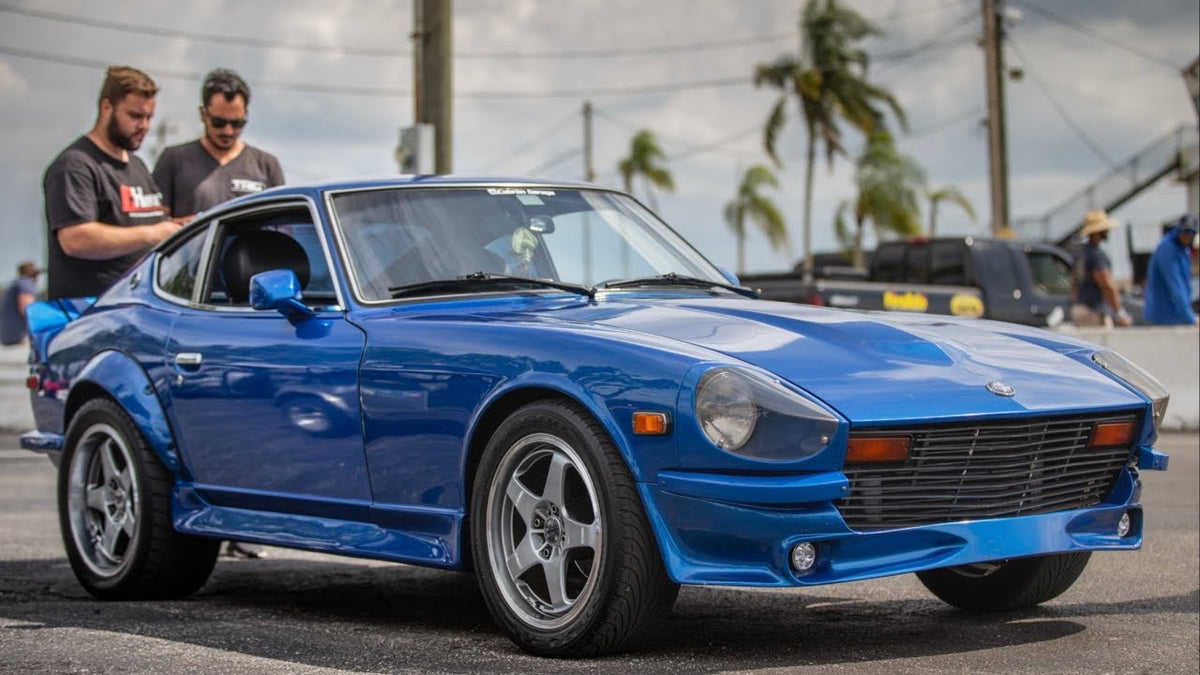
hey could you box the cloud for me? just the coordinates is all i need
[0,0,1196,288]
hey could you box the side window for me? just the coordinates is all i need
[1027,251,1073,295]
[201,205,335,307]
[929,242,968,285]
[156,225,209,301]
[904,243,930,284]
[871,244,905,282]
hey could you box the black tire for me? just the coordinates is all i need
[59,398,219,600]
[470,399,678,657]
[916,552,1092,611]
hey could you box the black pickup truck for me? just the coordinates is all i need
[740,237,1086,327]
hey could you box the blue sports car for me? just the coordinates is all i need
[24,177,1170,657]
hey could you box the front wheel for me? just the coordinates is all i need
[59,398,219,599]
[470,400,678,657]
[916,552,1092,611]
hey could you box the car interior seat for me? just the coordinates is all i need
[221,229,312,304]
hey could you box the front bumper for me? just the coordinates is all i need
[641,464,1145,587]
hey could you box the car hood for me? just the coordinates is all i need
[542,296,1140,424]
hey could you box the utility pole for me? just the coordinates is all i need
[582,100,596,182]
[982,0,1010,236]
[581,100,595,281]
[413,0,453,174]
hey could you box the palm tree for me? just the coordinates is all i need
[724,165,788,274]
[754,0,907,280]
[617,129,674,212]
[834,131,926,267]
[927,185,977,236]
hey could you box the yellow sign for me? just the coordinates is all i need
[883,291,929,312]
[950,294,985,318]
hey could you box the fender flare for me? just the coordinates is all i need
[69,350,179,472]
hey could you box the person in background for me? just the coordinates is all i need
[0,261,42,346]
[43,66,183,301]
[153,68,284,218]
[1070,209,1131,328]
[1143,214,1199,325]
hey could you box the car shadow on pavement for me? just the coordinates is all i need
[0,556,1195,671]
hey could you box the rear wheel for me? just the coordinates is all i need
[916,552,1091,611]
[59,398,219,599]
[471,400,678,657]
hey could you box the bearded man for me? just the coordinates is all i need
[43,66,183,300]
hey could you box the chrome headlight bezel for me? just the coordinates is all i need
[1092,350,1170,429]
[693,367,840,461]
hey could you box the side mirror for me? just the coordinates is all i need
[717,267,741,287]
[250,269,314,319]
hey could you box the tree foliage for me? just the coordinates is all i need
[724,165,788,273]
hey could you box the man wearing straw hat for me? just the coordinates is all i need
[1070,209,1131,327]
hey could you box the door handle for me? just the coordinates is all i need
[174,352,203,369]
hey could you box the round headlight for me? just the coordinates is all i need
[696,369,757,451]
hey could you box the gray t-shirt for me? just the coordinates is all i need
[153,140,284,216]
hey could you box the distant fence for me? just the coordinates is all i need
[1013,125,1199,243]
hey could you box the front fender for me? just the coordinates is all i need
[468,370,678,484]
[69,350,179,472]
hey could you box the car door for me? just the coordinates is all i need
[163,200,371,509]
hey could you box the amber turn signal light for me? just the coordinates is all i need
[1090,420,1135,447]
[632,412,670,435]
[845,435,911,463]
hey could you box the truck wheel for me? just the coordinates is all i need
[59,398,219,599]
[916,552,1091,611]
[470,400,678,657]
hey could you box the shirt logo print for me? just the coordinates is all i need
[120,185,165,215]
[230,178,267,194]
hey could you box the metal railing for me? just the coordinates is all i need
[1011,124,1199,244]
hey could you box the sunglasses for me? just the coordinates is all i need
[203,109,247,129]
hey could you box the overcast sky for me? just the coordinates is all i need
[1,0,1197,288]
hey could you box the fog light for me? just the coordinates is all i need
[1117,512,1132,537]
[790,542,816,573]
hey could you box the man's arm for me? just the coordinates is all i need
[56,220,181,260]
[1092,267,1130,326]
[17,290,36,316]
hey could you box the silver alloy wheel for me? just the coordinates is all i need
[485,432,603,629]
[66,423,141,578]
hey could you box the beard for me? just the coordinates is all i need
[106,114,142,151]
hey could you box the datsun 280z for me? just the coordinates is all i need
[23,177,1170,656]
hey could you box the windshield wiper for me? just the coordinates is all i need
[600,273,759,299]
[390,272,596,299]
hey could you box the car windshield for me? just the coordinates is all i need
[328,186,726,302]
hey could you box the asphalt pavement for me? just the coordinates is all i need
[1,432,1196,674]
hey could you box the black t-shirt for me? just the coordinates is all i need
[43,136,166,299]
[153,140,285,216]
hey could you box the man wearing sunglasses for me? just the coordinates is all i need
[153,68,284,221]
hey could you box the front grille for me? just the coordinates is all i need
[838,413,1138,531]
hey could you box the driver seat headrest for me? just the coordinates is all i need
[222,230,311,303]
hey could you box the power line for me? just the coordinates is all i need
[1008,37,1118,169]
[0,5,797,61]
[1011,1,1182,70]
[477,107,581,173]
[0,44,751,99]
[668,126,763,161]
[872,10,979,64]
[907,105,984,139]
[523,147,583,176]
